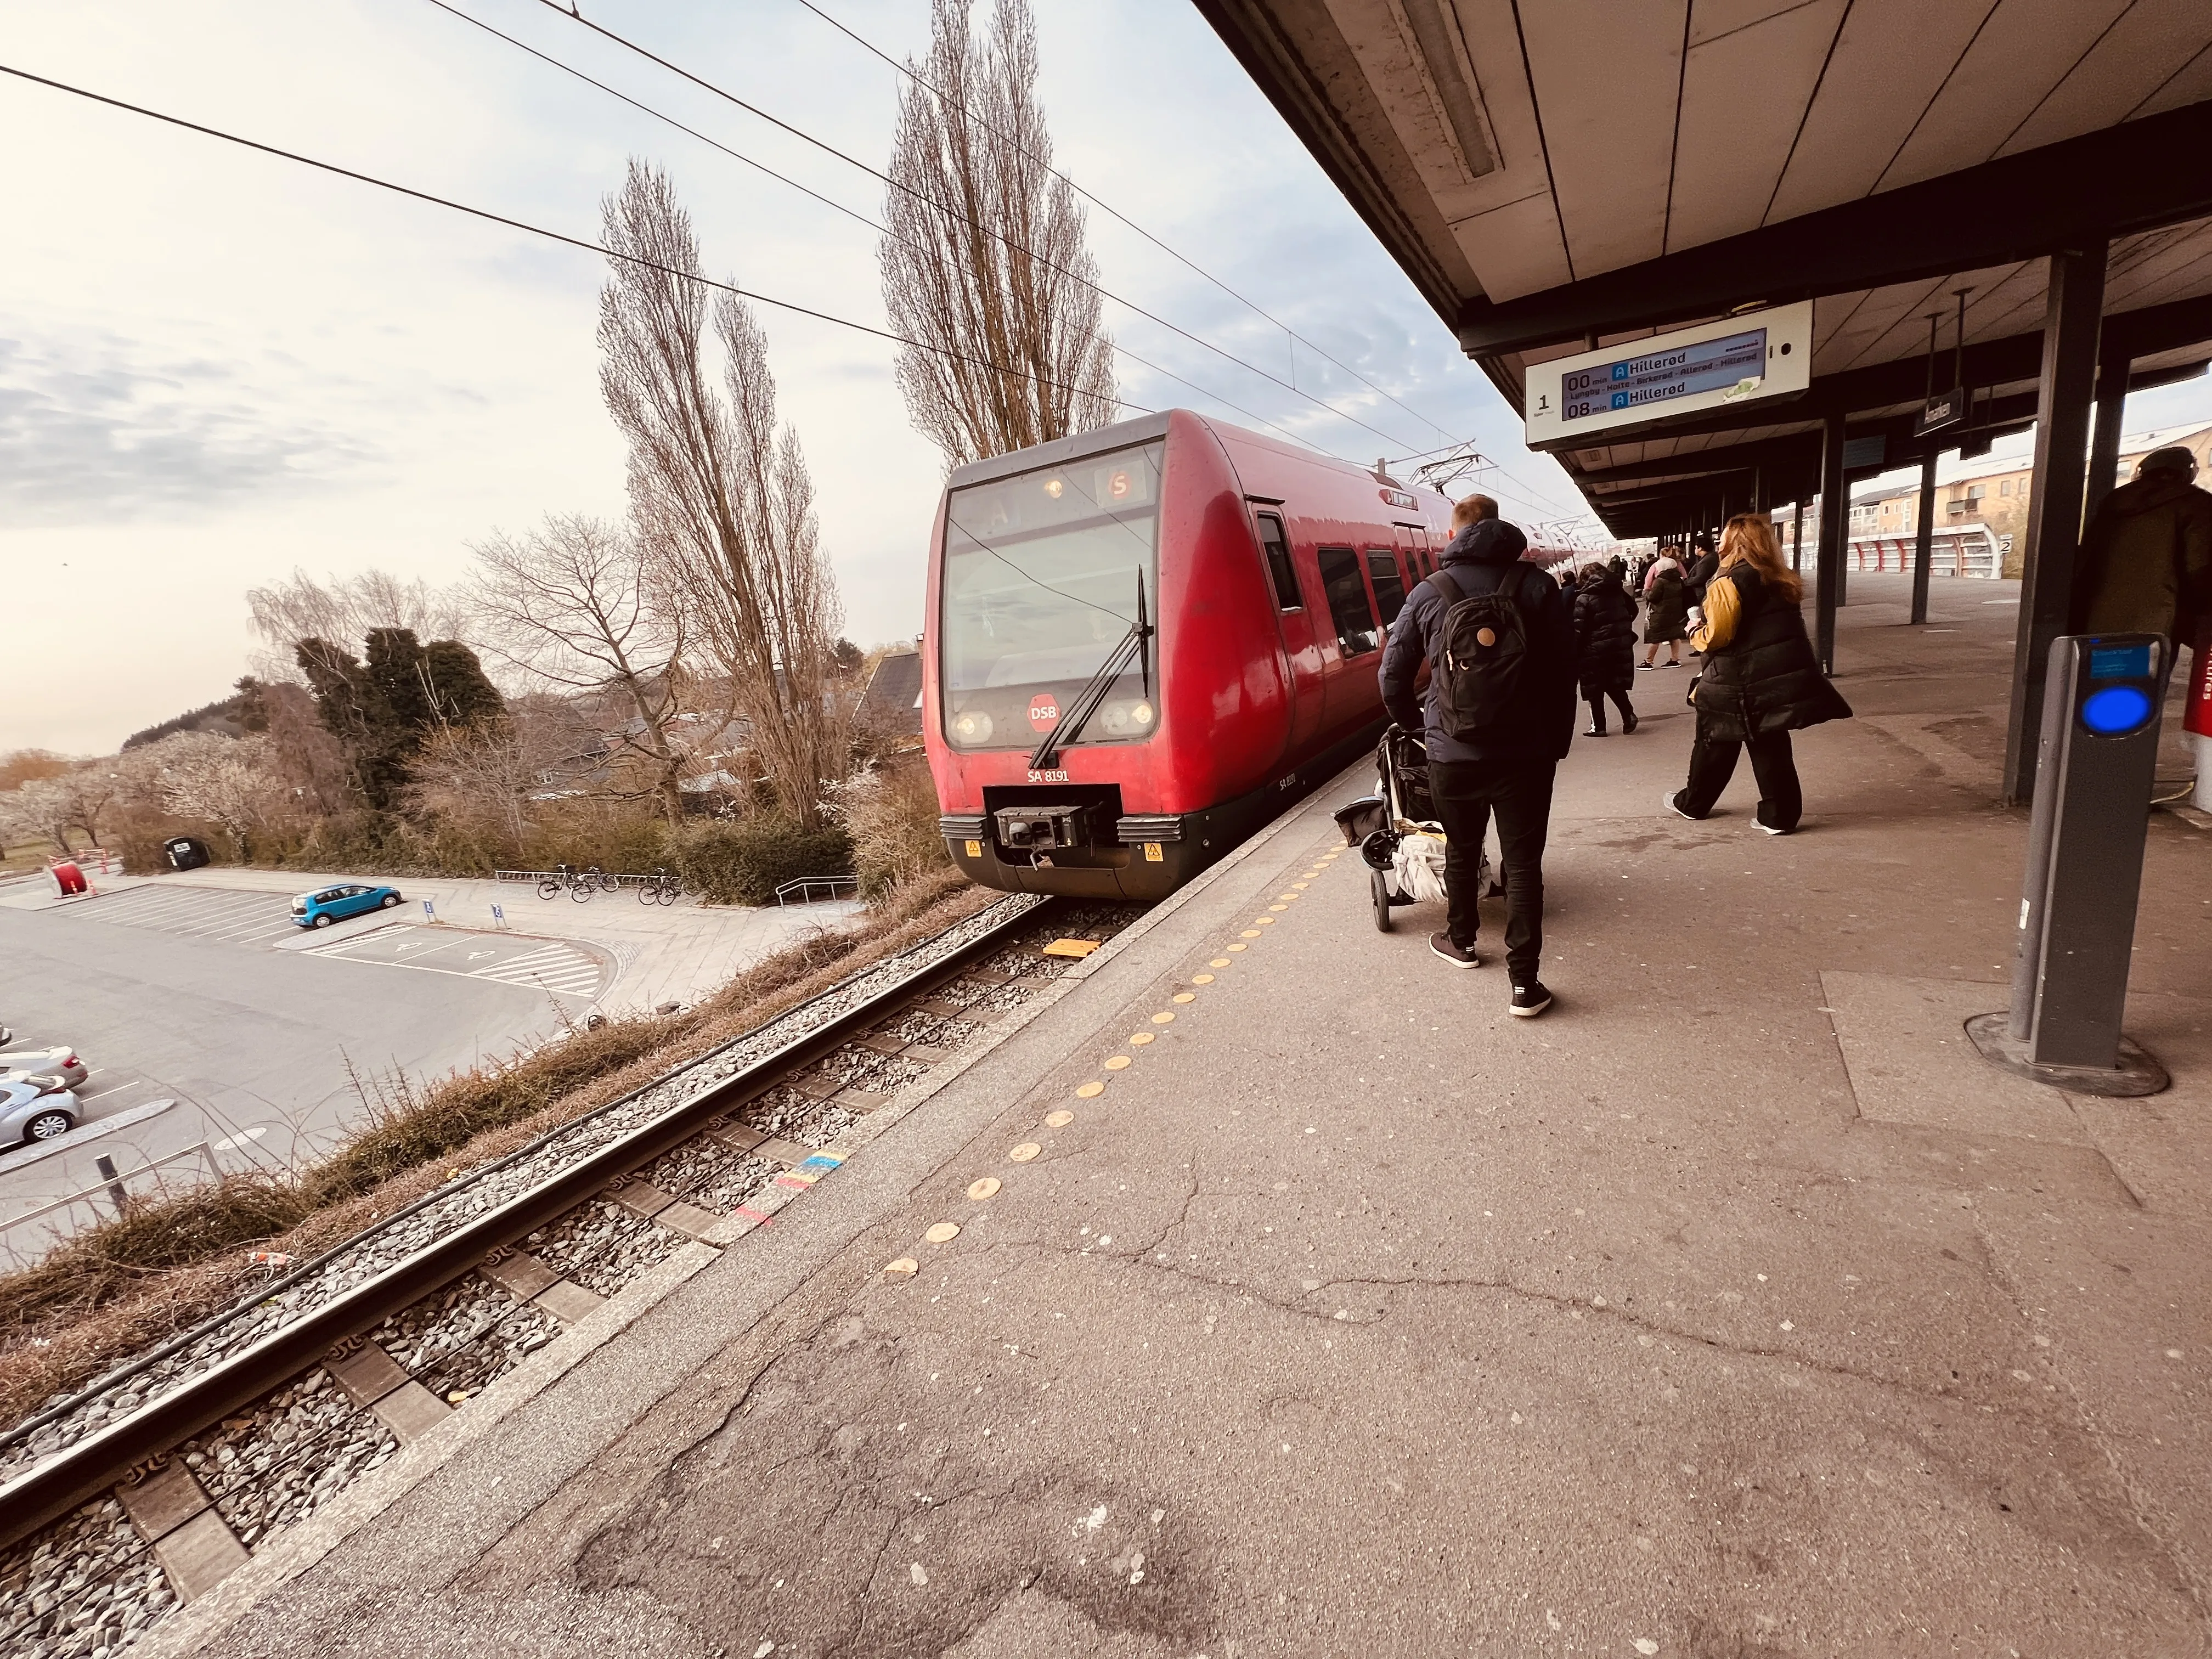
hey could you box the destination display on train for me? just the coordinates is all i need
[1559,328,1767,425]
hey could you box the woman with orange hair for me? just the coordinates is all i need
[1662,514,1851,834]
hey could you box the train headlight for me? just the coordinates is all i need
[950,708,994,744]
[1098,701,1158,737]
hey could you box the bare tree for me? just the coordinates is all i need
[0,776,78,856]
[467,514,697,823]
[148,732,285,860]
[879,0,1117,467]
[246,569,470,684]
[597,160,847,830]
[404,702,581,845]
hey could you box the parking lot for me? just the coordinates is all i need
[63,883,312,948]
[306,925,606,1001]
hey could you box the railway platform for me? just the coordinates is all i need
[156,576,2212,1657]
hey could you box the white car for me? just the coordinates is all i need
[2,1076,80,1146]
[0,1045,88,1091]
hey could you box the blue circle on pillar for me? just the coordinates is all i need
[2080,684,2154,735]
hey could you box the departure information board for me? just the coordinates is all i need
[1559,329,1767,424]
[1522,301,1813,449]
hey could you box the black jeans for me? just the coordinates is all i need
[1585,690,1634,731]
[1430,758,1556,983]
[1681,728,1802,831]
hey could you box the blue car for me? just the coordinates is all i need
[291,883,403,928]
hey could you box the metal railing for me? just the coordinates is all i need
[0,1143,222,1269]
[775,876,859,906]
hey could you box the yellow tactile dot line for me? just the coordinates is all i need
[1008,1142,1041,1163]
[925,1221,960,1243]
[1228,942,1248,951]
[1192,973,1215,984]
[1209,957,1230,968]
[1076,1080,1104,1097]
[1130,1031,1155,1046]
[885,1256,919,1275]
[1173,991,1196,1003]
[968,1177,1001,1201]
[1045,1108,1074,1127]
[1104,1055,1131,1070]
[1239,930,1260,939]
[1151,1011,1176,1025]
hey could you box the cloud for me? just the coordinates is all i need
[0,333,380,524]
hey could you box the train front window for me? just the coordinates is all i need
[940,441,1164,752]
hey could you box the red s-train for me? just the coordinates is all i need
[924,409,1456,900]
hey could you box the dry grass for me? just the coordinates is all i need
[0,867,990,1430]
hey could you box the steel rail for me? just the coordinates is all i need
[0,894,1055,1551]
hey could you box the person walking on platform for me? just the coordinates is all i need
[1682,531,1720,656]
[1663,513,1851,835]
[1573,562,1639,735]
[1380,500,1576,1016]
[2069,445,2212,645]
[1640,558,1690,669]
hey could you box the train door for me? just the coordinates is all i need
[1395,523,1432,584]
[1250,505,1324,754]
[1313,543,1383,735]
[1364,546,1409,635]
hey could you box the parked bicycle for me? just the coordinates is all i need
[535,864,595,903]
[637,867,683,906]
[584,864,620,893]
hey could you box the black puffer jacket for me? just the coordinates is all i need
[1643,571,1689,643]
[1572,568,1638,696]
[1691,563,1853,740]
[1378,518,1577,765]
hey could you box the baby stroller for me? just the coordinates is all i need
[1332,726,1488,932]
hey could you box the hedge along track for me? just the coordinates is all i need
[0,891,1149,1657]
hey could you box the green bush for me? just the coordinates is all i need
[670,814,853,905]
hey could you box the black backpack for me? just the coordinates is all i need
[1425,562,1544,739]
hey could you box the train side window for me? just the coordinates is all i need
[1317,545,1378,656]
[1365,548,1407,626]
[1254,510,1301,609]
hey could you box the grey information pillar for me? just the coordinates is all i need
[1967,633,2170,1096]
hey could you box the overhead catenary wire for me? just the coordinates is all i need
[0,60,1156,420]
[788,0,1467,450]
[529,0,1443,460]
[422,0,1345,460]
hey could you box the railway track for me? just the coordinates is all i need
[0,891,1146,1658]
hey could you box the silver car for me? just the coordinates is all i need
[2,1076,81,1146]
[0,1045,88,1091]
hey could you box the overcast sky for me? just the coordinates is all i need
[2,0,1600,754]
[7,2,2209,756]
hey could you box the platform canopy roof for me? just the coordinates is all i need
[1195,0,2212,537]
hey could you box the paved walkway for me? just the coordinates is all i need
[172,575,2212,1657]
[1,865,861,1016]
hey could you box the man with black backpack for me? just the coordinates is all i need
[1379,498,1577,1017]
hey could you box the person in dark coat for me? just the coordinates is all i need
[2069,445,2212,642]
[1380,501,1576,1014]
[1663,514,1852,835]
[1640,563,1690,668]
[1682,531,1720,656]
[1572,563,1639,735]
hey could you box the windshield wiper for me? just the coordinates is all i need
[1029,571,1152,771]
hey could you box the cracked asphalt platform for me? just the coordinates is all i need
[177,577,2212,1657]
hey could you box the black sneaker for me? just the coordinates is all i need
[1510,981,1553,1018]
[1430,933,1480,969]
[1583,724,1607,737]
[1637,662,1656,671]
[1621,710,1639,735]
